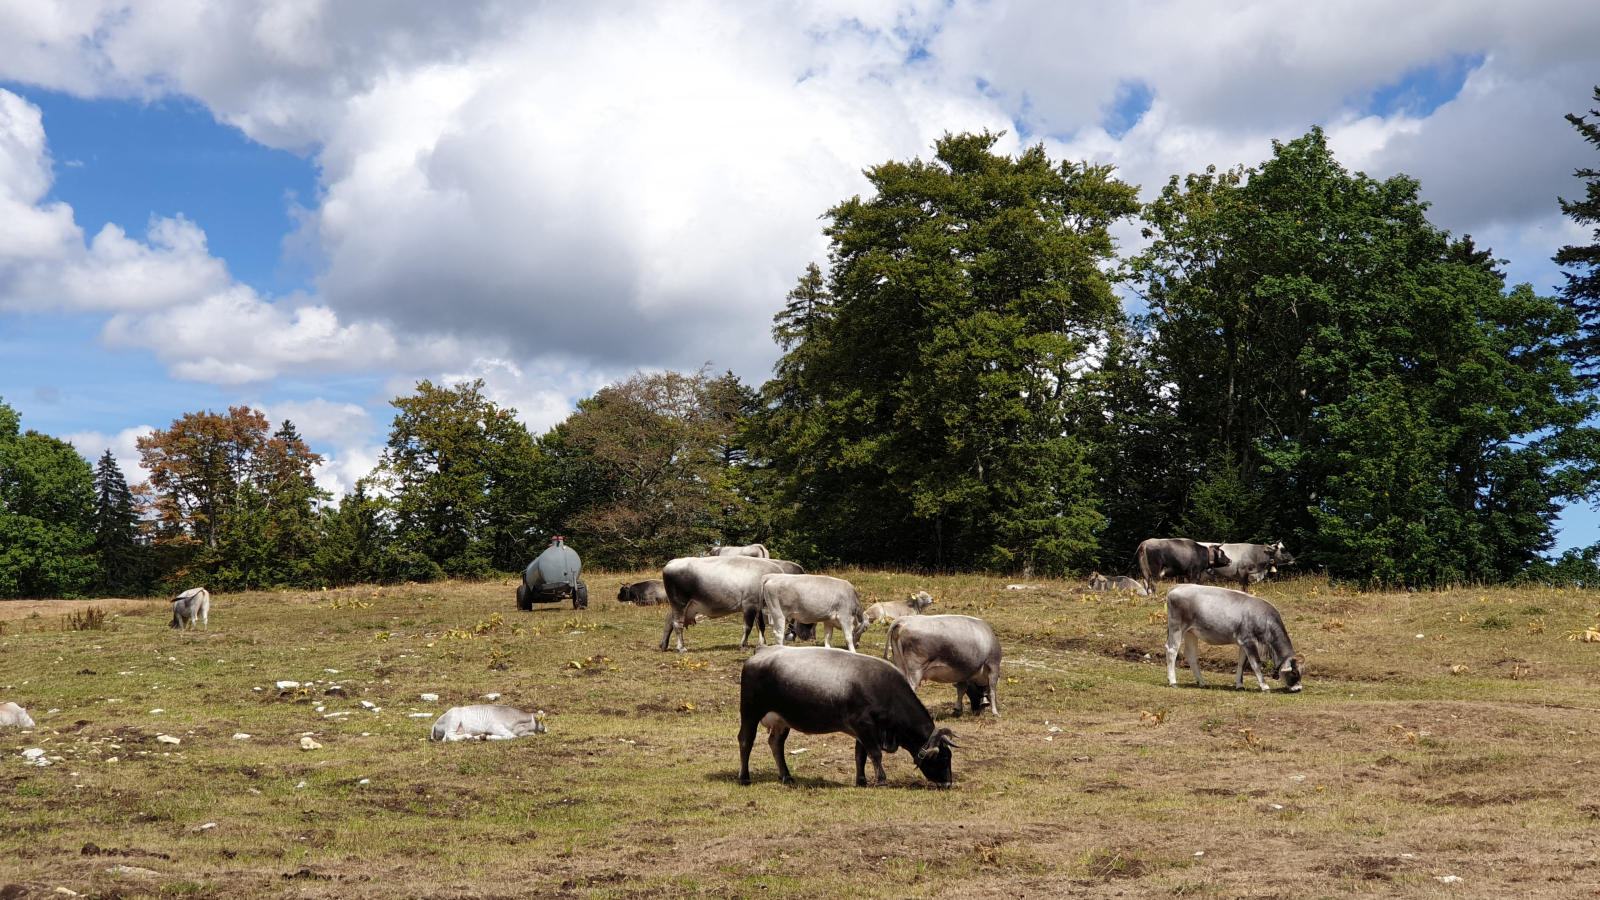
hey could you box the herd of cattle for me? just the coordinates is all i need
[600,536,1303,787]
[5,536,1302,788]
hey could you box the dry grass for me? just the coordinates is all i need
[2,572,1600,898]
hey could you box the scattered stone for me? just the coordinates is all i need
[276,681,300,689]
[788,748,807,755]
[233,733,251,740]
[360,700,377,709]
[1289,775,1307,783]
[483,693,501,701]
[408,713,431,718]
[22,748,44,759]
[56,888,81,896]
[295,780,307,789]
[1435,875,1463,884]
[1005,584,1042,591]
[420,693,439,702]
[1194,851,1205,857]
[324,669,341,674]
[148,709,164,714]
[104,757,118,763]
[156,735,181,745]
[200,823,217,831]
[299,737,322,751]
[358,778,370,785]
[105,865,159,876]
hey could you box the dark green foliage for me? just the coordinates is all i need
[91,450,149,595]
[748,132,1139,573]
[0,399,99,598]
[259,421,330,586]
[379,379,544,577]
[1556,86,1600,378]
[1128,129,1598,585]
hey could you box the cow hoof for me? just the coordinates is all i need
[780,776,795,786]
[855,779,869,787]
[738,777,751,786]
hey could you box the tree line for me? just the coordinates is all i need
[6,95,1600,596]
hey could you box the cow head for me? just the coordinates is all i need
[1087,572,1108,590]
[909,591,935,612]
[1207,545,1231,568]
[1268,541,1296,568]
[915,727,959,788]
[1278,654,1305,692]
[616,585,631,603]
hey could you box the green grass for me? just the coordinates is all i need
[2,573,1600,897]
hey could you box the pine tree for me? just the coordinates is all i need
[92,450,145,595]
[1556,86,1600,379]
[261,420,328,586]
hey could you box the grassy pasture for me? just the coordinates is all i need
[2,572,1600,899]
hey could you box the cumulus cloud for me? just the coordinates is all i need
[1,1,1598,401]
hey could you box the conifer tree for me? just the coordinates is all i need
[92,450,145,595]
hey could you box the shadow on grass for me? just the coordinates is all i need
[704,771,853,789]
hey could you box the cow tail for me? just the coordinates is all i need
[1135,543,1151,594]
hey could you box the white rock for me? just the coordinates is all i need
[324,669,341,674]
[156,735,180,745]
[276,681,300,689]
[408,713,431,718]
[54,888,79,896]
[1194,851,1205,857]
[1415,634,1425,639]
[1435,875,1463,884]
[1047,726,1063,733]
[105,865,159,876]
[200,822,217,830]
[149,709,164,714]
[233,733,251,740]
[360,700,377,709]
[295,780,307,789]
[22,748,45,759]
[358,778,370,785]
[252,687,262,692]
[1289,775,1307,783]
[299,737,322,751]
[1270,803,1284,810]
[788,748,808,755]
[482,693,501,701]
[420,693,439,702]
[47,708,60,714]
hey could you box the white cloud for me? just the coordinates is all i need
[0,1,1596,413]
[61,424,154,486]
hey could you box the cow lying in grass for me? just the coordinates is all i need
[1165,584,1304,692]
[738,646,958,788]
[0,702,34,729]
[430,705,547,741]
[863,591,935,629]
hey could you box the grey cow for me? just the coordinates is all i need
[660,555,805,652]
[760,574,866,652]
[1165,584,1304,692]
[1198,542,1296,593]
[169,587,210,630]
[1087,572,1149,596]
[710,543,770,558]
[617,579,667,605]
[1136,539,1231,594]
[886,615,1003,717]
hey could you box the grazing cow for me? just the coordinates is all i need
[1198,542,1296,592]
[886,615,1003,716]
[430,705,548,741]
[1165,584,1304,692]
[863,591,936,627]
[660,556,805,652]
[169,587,210,630]
[737,646,958,788]
[0,702,35,729]
[1087,572,1150,596]
[617,580,667,606]
[1135,539,1231,594]
[711,543,771,558]
[760,574,866,652]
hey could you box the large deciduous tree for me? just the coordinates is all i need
[0,400,98,598]
[1129,128,1598,585]
[378,380,543,577]
[748,132,1139,573]
[543,369,744,569]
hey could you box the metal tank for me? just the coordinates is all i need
[516,537,589,610]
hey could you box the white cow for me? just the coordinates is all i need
[170,587,210,630]
[0,702,35,729]
[864,591,936,630]
[430,705,547,741]
[760,574,867,652]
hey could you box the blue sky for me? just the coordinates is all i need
[0,1,1597,550]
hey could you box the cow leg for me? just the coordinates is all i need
[869,746,888,786]
[740,608,760,650]
[1244,643,1270,691]
[1166,623,1182,686]
[951,682,966,717]
[986,666,1001,717]
[821,622,833,649]
[841,616,857,653]
[1184,632,1204,687]
[1234,646,1248,689]
[737,716,759,785]
[768,726,794,785]
[770,609,788,647]
[660,606,681,652]
[854,740,869,787]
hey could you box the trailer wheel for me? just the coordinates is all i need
[573,581,589,610]
[516,583,532,611]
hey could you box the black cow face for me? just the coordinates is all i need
[1270,542,1297,567]
[1279,653,1305,692]
[915,727,958,787]
[1209,545,1231,568]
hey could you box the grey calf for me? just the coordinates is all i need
[1165,584,1304,692]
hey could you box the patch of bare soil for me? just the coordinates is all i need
[0,597,163,621]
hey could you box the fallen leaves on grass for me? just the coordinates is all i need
[1238,728,1261,752]
[1449,665,1469,676]
[1321,617,1345,631]
[1140,709,1168,726]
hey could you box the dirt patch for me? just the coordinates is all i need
[0,597,163,621]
